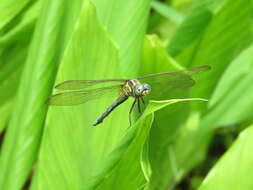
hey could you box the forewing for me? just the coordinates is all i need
[55,79,127,90]
[145,78,195,99]
[137,65,211,81]
[137,65,210,99]
[46,85,121,106]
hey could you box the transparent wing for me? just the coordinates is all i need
[137,65,210,80]
[137,65,210,99]
[145,78,195,99]
[55,78,127,90]
[46,85,121,106]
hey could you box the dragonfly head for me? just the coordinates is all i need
[134,83,151,97]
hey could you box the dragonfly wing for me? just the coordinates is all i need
[145,78,195,99]
[137,65,210,99]
[46,85,122,106]
[137,65,211,80]
[55,79,127,90]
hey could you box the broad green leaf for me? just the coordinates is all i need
[0,0,83,189]
[138,34,210,190]
[173,0,252,152]
[30,1,128,189]
[0,2,41,132]
[202,44,253,128]
[86,115,153,190]
[0,0,31,30]
[184,41,253,185]
[151,0,253,189]
[168,0,228,56]
[150,110,212,190]
[0,45,28,131]
[140,34,182,76]
[151,1,184,25]
[0,0,42,45]
[85,99,206,190]
[175,0,252,100]
[92,0,151,76]
[147,99,208,190]
[32,3,208,188]
[198,125,253,190]
[1,0,252,189]
[167,111,213,183]
[0,101,13,132]
[167,0,214,56]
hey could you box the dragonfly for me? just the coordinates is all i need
[46,65,211,126]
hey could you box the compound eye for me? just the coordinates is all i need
[136,86,143,94]
[144,84,150,90]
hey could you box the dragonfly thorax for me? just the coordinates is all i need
[126,79,151,98]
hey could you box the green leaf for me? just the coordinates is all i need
[198,125,253,190]
[31,0,153,188]
[150,0,253,188]
[140,34,183,76]
[139,34,209,190]
[151,1,184,25]
[0,0,84,189]
[86,114,153,190]
[0,2,42,132]
[167,0,214,56]
[0,0,31,29]
[202,44,253,128]
[31,3,207,188]
[0,0,42,45]
[1,0,252,189]
[30,1,127,189]
[174,0,252,100]
[0,45,28,131]
[85,99,206,190]
[149,110,212,190]
[92,0,151,76]
[0,101,13,132]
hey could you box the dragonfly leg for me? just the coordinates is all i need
[141,97,146,108]
[129,98,136,126]
[137,98,142,116]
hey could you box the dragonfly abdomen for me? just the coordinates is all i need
[92,96,129,126]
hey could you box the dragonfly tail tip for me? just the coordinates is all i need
[92,121,98,126]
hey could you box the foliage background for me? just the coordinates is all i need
[0,0,253,189]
